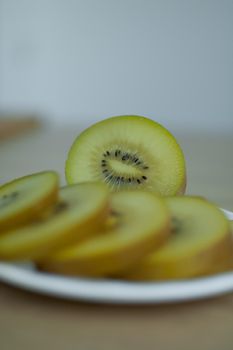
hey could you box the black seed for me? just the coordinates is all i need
[143,166,149,170]
[137,179,141,184]
[101,163,107,167]
[128,178,131,182]
[134,158,139,163]
[54,201,68,215]
[137,161,141,165]
[110,210,121,217]
[106,151,110,156]
[122,156,126,161]
[114,149,120,156]
[103,169,108,173]
[117,176,120,182]
[142,176,147,180]
[171,217,181,233]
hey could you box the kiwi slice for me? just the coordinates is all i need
[195,220,233,276]
[0,182,109,260]
[0,171,59,232]
[66,115,186,196]
[38,191,170,277]
[230,221,233,238]
[123,196,232,280]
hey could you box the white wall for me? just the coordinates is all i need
[0,0,233,132]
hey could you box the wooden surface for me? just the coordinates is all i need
[0,126,233,350]
[0,117,40,140]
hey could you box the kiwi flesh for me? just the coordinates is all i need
[66,115,186,196]
[38,191,171,277]
[0,182,109,260]
[0,171,59,232]
[123,196,232,280]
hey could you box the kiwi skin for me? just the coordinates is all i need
[65,115,186,196]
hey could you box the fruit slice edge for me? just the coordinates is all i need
[39,191,171,277]
[122,196,232,280]
[0,182,109,260]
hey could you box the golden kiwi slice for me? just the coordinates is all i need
[123,196,232,280]
[66,115,186,196]
[39,191,170,277]
[0,171,59,232]
[0,182,109,260]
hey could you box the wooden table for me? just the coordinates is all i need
[0,126,233,350]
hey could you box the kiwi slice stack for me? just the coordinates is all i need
[38,191,170,277]
[0,178,109,260]
[122,196,233,280]
[0,115,232,281]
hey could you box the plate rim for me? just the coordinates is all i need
[0,208,233,304]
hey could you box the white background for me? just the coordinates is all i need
[0,0,233,132]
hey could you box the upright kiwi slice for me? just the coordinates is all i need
[38,191,170,277]
[66,115,186,196]
[123,196,232,280]
[0,182,109,260]
[0,171,59,232]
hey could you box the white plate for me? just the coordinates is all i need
[0,209,233,304]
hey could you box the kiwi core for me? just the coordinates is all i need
[171,217,182,233]
[100,148,149,188]
[0,192,19,209]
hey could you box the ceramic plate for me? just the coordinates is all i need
[0,209,232,304]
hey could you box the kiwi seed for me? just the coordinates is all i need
[0,191,19,209]
[100,148,149,188]
[53,201,69,215]
[171,217,182,233]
